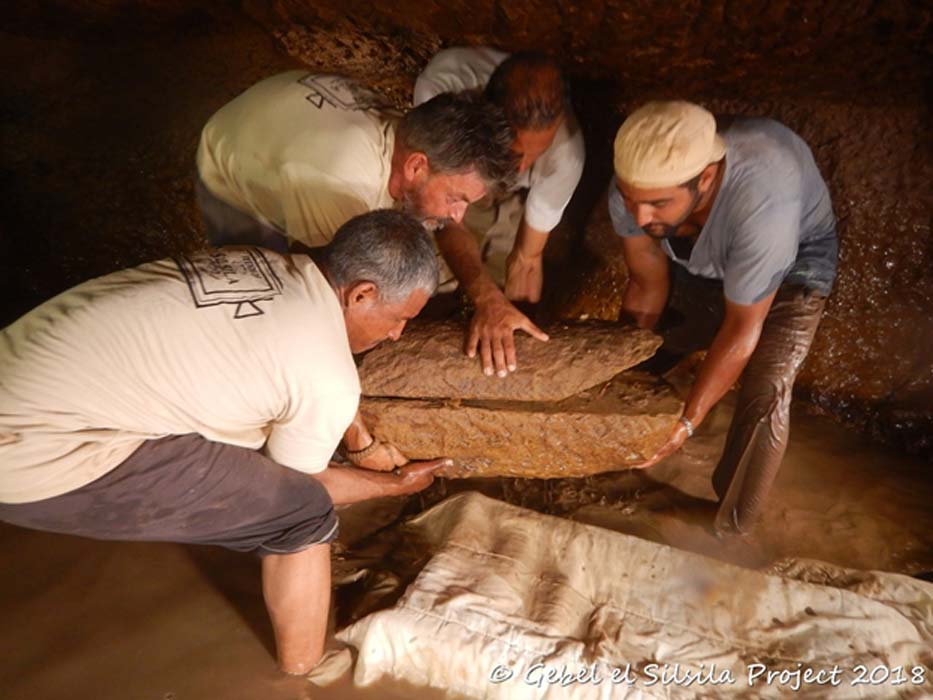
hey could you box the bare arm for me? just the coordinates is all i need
[435,221,489,300]
[620,234,670,330]
[504,218,549,303]
[435,223,548,377]
[682,293,776,428]
[311,458,450,505]
[635,291,776,468]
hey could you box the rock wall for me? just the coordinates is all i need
[1,1,930,456]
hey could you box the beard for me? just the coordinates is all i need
[641,187,703,240]
[399,186,450,233]
[643,222,680,240]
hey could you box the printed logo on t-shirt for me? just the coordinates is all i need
[175,248,284,319]
[298,74,390,112]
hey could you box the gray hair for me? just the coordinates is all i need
[321,209,439,301]
[398,91,518,192]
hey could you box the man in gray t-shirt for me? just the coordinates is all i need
[609,101,837,534]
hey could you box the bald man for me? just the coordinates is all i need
[415,48,586,377]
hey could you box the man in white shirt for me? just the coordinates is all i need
[414,48,586,378]
[197,72,517,251]
[0,210,449,674]
[197,71,518,470]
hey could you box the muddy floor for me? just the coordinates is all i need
[1,3,931,699]
[1,396,931,700]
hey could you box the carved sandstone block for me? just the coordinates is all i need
[358,320,662,402]
[361,372,682,479]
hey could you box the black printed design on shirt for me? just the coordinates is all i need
[175,248,284,319]
[298,74,390,112]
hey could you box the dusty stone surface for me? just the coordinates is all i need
[359,320,661,401]
[361,372,683,478]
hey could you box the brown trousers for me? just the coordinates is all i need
[663,268,827,533]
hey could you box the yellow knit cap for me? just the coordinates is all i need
[614,101,726,188]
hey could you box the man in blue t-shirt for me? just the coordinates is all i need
[609,101,837,534]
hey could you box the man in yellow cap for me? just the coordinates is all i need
[610,101,837,534]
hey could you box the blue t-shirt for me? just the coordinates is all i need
[609,118,837,304]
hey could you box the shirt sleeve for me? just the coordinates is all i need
[264,389,360,474]
[279,165,372,248]
[524,116,585,232]
[413,72,444,105]
[413,47,506,105]
[608,180,644,238]
[723,196,801,305]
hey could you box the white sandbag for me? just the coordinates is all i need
[334,493,933,699]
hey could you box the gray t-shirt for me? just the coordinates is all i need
[609,118,837,304]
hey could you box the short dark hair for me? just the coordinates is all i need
[398,91,517,192]
[485,52,568,131]
[322,209,438,301]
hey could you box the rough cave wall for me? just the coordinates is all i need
[1,1,930,456]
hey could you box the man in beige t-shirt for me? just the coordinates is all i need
[196,71,516,250]
[196,71,522,470]
[0,210,449,675]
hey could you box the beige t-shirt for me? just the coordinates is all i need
[0,249,360,504]
[197,71,397,248]
[413,47,585,233]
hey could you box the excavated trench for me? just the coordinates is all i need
[0,3,931,699]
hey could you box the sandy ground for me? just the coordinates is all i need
[1,396,930,700]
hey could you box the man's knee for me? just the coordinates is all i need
[251,472,339,555]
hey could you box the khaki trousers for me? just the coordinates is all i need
[436,192,525,293]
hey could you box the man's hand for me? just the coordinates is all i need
[313,457,452,504]
[466,291,549,377]
[394,458,452,495]
[354,441,408,472]
[504,249,544,303]
[631,420,691,469]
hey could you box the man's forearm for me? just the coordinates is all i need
[311,463,405,505]
[682,322,760,427]
[435,223,501,303]
[504,219,549,303]
[515,219,549,258]
[621,278,667,330]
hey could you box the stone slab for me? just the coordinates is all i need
[361,372,683,479]
[359,320,662,402]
